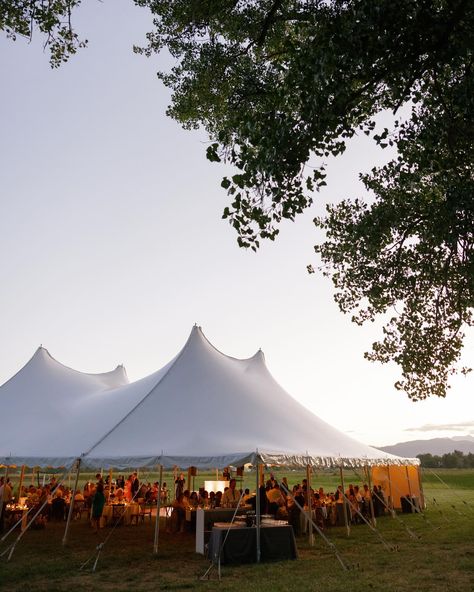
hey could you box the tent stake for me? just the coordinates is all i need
[339,466,350,536]
[153,464,163,555]
[62,459,81,546]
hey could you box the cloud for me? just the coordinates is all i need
[405,421,474,433]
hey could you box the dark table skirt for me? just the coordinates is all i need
[208,525,297,564]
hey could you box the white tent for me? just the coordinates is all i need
[83,326,417,470]
[0,327,418,470]
[0,346,129,467]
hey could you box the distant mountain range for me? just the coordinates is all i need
[376,437,474,457]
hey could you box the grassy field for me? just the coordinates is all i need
[1,469,473,591]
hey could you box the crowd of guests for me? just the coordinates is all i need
[0,472,170,533]
[1,469,390,535]
[168,471,389,534]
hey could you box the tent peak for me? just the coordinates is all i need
[191,325,263,363]
[249,349,266,363]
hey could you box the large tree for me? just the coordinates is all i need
[133,0,473,401]
[2,0,473,400]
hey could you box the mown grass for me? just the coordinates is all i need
[1,470,473,592]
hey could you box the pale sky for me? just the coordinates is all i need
[1,0,472,447]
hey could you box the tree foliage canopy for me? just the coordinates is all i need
[2,0,473,401]
[0,0,86,67]
[136,0,473,401]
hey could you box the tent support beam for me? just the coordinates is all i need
[387,465,395,516]
[255,462,261,563]
[306,464,314,546]
[108,468,113,501]
[0,466,8,523]
[62,459,81,546]
[366,465,376,527]
[417,466,425,510]
[153,464,163,555]
[17,465,25,501]
[405,466,414,512]
[339,466,350,536]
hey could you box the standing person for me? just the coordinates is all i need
[175,473,185,499]
[0,478,13,533]
[131,472,140,499]
[91,483,106,534]
[124,476,133,502]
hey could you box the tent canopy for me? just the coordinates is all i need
[0,327,419,470]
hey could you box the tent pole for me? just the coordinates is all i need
[339,466,350,536]
[153,464,163,555]
[417,466,425,510]
[255,463,261,563]
[0,466,9,523]
[405,465,414,512]
[108,468,113,501]
[306,464,313,546]
[62,459,81,546]
[366,465,376,527]
[387,465,393,516]
[17,465,25,501]
[387,465,395,517]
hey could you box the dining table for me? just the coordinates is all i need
[100,502,140,526]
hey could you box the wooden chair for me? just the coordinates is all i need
[139,503,153,523]
[112,504,126,526]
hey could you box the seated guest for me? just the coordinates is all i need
[115,488,125,503]
[199,489,209,507]
[169,493,187,533]
[182,490,191,508]
[267,484,285,515]
[189,491,199,508]
[214,491,223,508]
[242,488,253,504]
[209,491,216,508]
[222,479,241,507]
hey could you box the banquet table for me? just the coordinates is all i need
[208,524,297,564]
[4,505,29,531]
[100,502,139,526]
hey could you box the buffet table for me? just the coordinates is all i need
[208,524,297,564]
[194,508,247,554]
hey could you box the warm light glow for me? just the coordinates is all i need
[204,480,229,493]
